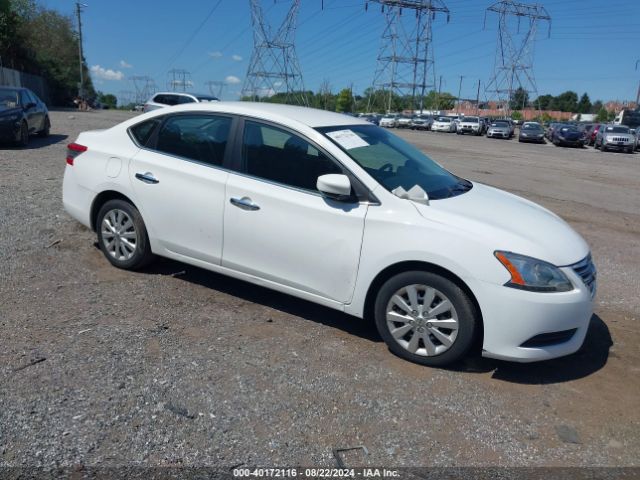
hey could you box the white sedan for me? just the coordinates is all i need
[431,116,456,133]
[63,102,596,366]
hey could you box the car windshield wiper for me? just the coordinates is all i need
[446,181,472,197]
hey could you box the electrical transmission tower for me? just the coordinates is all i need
[484,1,551,116]
[242,0,307,105]
[117,90,135,107]
[367,0,450,113]
[130,76,158,104]
[167,69,193,92]
[205,80,226,99]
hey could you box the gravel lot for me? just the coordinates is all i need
[1,110,639,471]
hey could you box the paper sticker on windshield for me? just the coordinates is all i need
[326,129,369,150]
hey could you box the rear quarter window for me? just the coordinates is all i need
[129,118,162,146]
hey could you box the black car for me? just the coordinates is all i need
[0,87,50,147]
[552,125,584,148]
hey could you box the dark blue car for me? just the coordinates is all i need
[552,125,584,148]
[0,87,50,147]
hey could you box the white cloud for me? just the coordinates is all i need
[225,75,241,85]
[208,51,223,58]
[119,60,133,69]
[231,54,243,62]
[90,65,124,81]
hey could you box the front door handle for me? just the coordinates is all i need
[135,172,159,184]
[230,197,260,211]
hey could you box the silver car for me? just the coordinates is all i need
[486,120,512,139]
[143,92,219,113]
[595,124,635,153]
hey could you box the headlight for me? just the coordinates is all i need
[1,114,19,122]
[521,133,528,137]
[494,251,573,292]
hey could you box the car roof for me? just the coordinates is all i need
[133,102,372,128]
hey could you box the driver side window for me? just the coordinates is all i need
[242,121,343,192]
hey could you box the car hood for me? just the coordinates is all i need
[412,182,589,266]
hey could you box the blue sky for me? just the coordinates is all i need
[42,0,640,103]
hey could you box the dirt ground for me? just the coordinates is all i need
[0,110,638,470]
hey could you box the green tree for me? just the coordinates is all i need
[554,91,579,112]
[577,93,592,114]
[97,92,117,109]
[511,111,523,121]
[535,94,555,111]
[596,107,609,122]
[335,88,354,113]
[591,100,603,114]
[510,87,529,111]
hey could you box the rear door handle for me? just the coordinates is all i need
[230,197,260,211]
[135,172,159,184]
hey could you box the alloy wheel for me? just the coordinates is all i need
[101,208,138,261]
[385,284,459,357]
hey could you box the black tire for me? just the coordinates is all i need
[373,271,479,367]
[96,199,154,270]
[601,143,607,152]
[38,116,50,137]
[16,121,29,148]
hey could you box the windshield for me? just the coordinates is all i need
[463,117,479,123]
[0,89,19,110]
[605,126,629,133]
[437,117,451,123]
[522,123,542,130]
[317,124,471,200]
[491,121,508,127]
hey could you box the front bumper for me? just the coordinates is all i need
[0,121,20,142]
[602,142,631,151]
[487,131,509,138]
[557,138,584,147]
[476,266,594,362]
[519,135,545,143]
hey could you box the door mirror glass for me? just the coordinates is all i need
[25,102,36,110]
[317,174,352,201]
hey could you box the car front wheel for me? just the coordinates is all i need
[16,121,29,147]
[374,271,479,367]
[39,116,50,137]
[96,199,154,270]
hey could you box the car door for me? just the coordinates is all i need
[19,90,38,133]
[222,119,368,304]
[128,113,235,264]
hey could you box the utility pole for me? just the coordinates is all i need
[243,0,307,105]
[75,3,87,98]
[484,1,550,117]
[436,75,443,113]
[456,75,464,116]
[635,60,640,106]
[476,79,481,116]
[367,0,450,113]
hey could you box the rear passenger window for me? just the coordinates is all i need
[178,95,196,104]
[130,118,161,146]
[242,121,342,192]
[154,114,231,166]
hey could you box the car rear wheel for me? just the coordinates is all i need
[374,271,478,367]
[96,199,154,270]
[16,121,29,148]
[38,116,50,137]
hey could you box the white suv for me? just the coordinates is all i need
[63,102,596,366]
[143,92,219,113]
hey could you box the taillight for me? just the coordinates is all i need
[66,143,87,165]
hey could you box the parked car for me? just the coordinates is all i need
[396,115,413,129]
[143,92,219,112]
[456,116,482,136]
[635,128,640,150]
[63,102,596,366]
[579,124,595,143]
[518,122,545,143]
[410,116,433,131]
[0,86,50,147]
[546,122,562,140]
[431,116,456,133]
[379,114,398,128]
[552,125,585,148]
[587,123,601,146]
[486,120,512,139]
[595,124,635,153]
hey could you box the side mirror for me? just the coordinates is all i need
[24,102,36,110]
[317,174,352,202]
